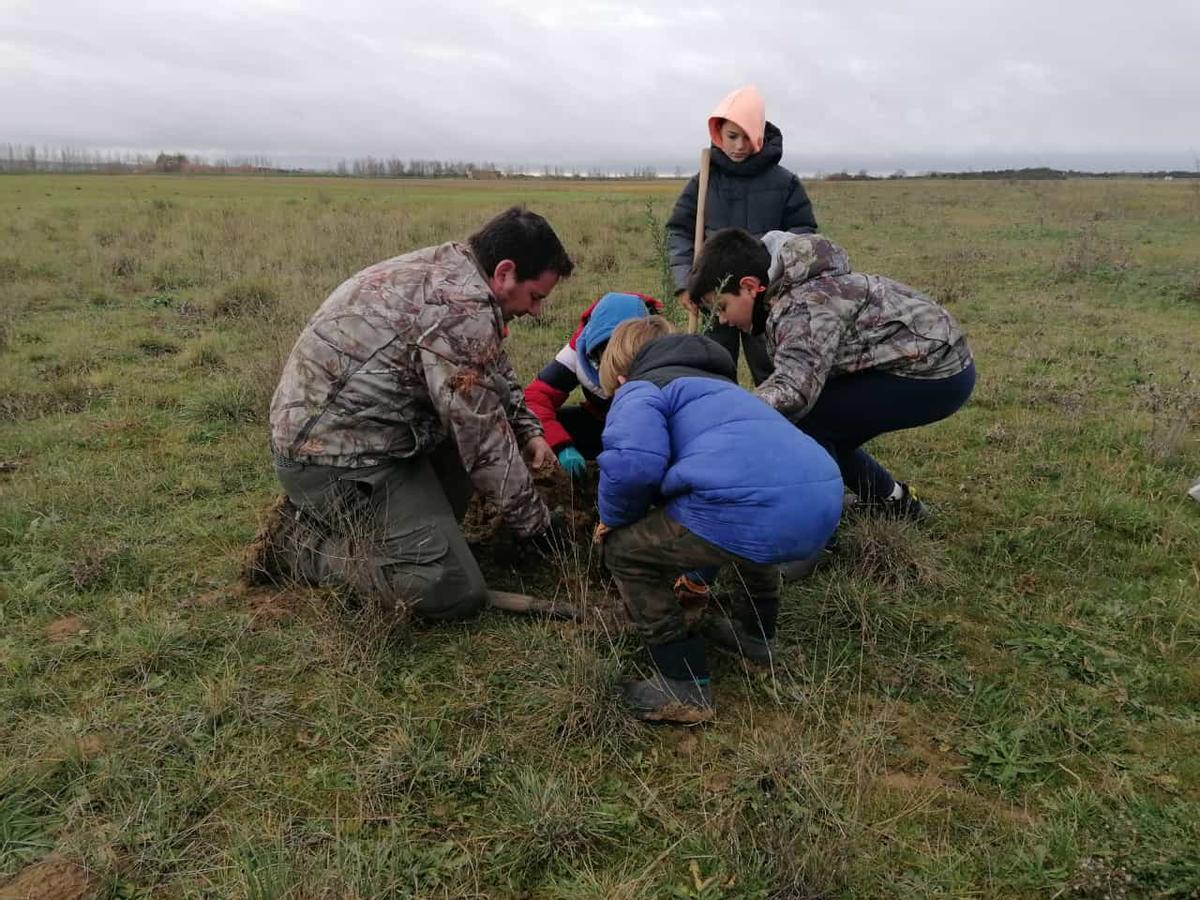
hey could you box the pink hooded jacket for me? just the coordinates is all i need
[708,85,766,153]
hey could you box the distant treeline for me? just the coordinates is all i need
[0,145,280,174]
[922,166,1200,181]
[2,145,1196,181]
[0,145,660,179]
[331,157,661,179]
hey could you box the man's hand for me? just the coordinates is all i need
[524,435,555,470]
[677,290,699,315]
[528,508,574,559]
[557,446,586,480]
[592,522,611,545]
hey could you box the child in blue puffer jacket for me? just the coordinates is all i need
[596,317,843,723]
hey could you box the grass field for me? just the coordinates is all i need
[1,173,1198,898]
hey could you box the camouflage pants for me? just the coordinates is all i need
[274,442,486,621]
[603,507,780,647]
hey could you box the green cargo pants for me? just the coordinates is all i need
[273,442,486,621]
[603,507,780,647]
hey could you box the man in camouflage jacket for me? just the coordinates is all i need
[266,207,574,619]
[688,229,976,519]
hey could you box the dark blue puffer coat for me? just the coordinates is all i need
[666,121,818,292]
[598,334,843,564]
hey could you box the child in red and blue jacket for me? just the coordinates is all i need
[523,291,662,479]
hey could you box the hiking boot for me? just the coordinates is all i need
[779,553,823,583]
[702,613,774,669]
[242,495,323,586]
[622,673,713,724]
[876,482,929,522]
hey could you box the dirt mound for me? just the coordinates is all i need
[464,463,617,616]
[462,463,598,544]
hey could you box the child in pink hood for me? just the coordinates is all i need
[666,85,818,385]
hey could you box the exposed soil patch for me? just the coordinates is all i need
[44,616,85,643]
[244,586,303,628]
[185,581,303,629]
[74,733,109,761]
[0,857,97,900]
[462,462,600,546]
[463,462,622,623]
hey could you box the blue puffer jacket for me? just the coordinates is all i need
[598,334,843,564]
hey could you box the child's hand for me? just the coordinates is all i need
[557,446,586,479]
[676,290,699,315]
[592,522,611,545]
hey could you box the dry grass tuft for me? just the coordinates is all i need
[212,279,279,318]
[833,513,956,593]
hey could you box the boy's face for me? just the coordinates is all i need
[718,121,753,162]
[706,277,761,332]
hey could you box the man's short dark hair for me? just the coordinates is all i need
[469,206,574,282]
[687,228,770,303]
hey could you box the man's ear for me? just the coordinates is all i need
[492,259,516,282]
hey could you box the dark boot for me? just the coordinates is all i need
[702,596,778,669]
[623,636,713,723]
[779,553,823,583]
[242,495,326,587]
[623,674,713,724]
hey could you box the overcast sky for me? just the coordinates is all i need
[2,0,1198,173]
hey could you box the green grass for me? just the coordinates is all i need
[1,173,1198,898]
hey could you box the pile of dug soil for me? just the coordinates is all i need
[463,463,615,614]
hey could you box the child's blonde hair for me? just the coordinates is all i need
[599,317,675,396]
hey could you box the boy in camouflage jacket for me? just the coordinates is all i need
[689,229,976,517]
[265,207,573,619]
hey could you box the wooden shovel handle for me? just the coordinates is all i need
[688,147,711,335]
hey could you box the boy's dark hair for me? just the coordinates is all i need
[687,228,770,303]
[469,206,574,281]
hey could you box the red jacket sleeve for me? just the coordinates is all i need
[524,353,579,450]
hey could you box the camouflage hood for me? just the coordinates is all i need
[754,235,973,419]
[762,231,851,285]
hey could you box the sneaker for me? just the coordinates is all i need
[702,614,773,669]
[622,673,713,724]
[878,482,929,521]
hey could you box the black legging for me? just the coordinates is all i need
[795,362,977,500]
[557,405,606,459]
[707,320,774,386]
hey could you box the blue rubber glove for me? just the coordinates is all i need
[556,446,587,480]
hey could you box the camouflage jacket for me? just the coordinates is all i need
[755,233,974,419]
[269,242,549,536]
